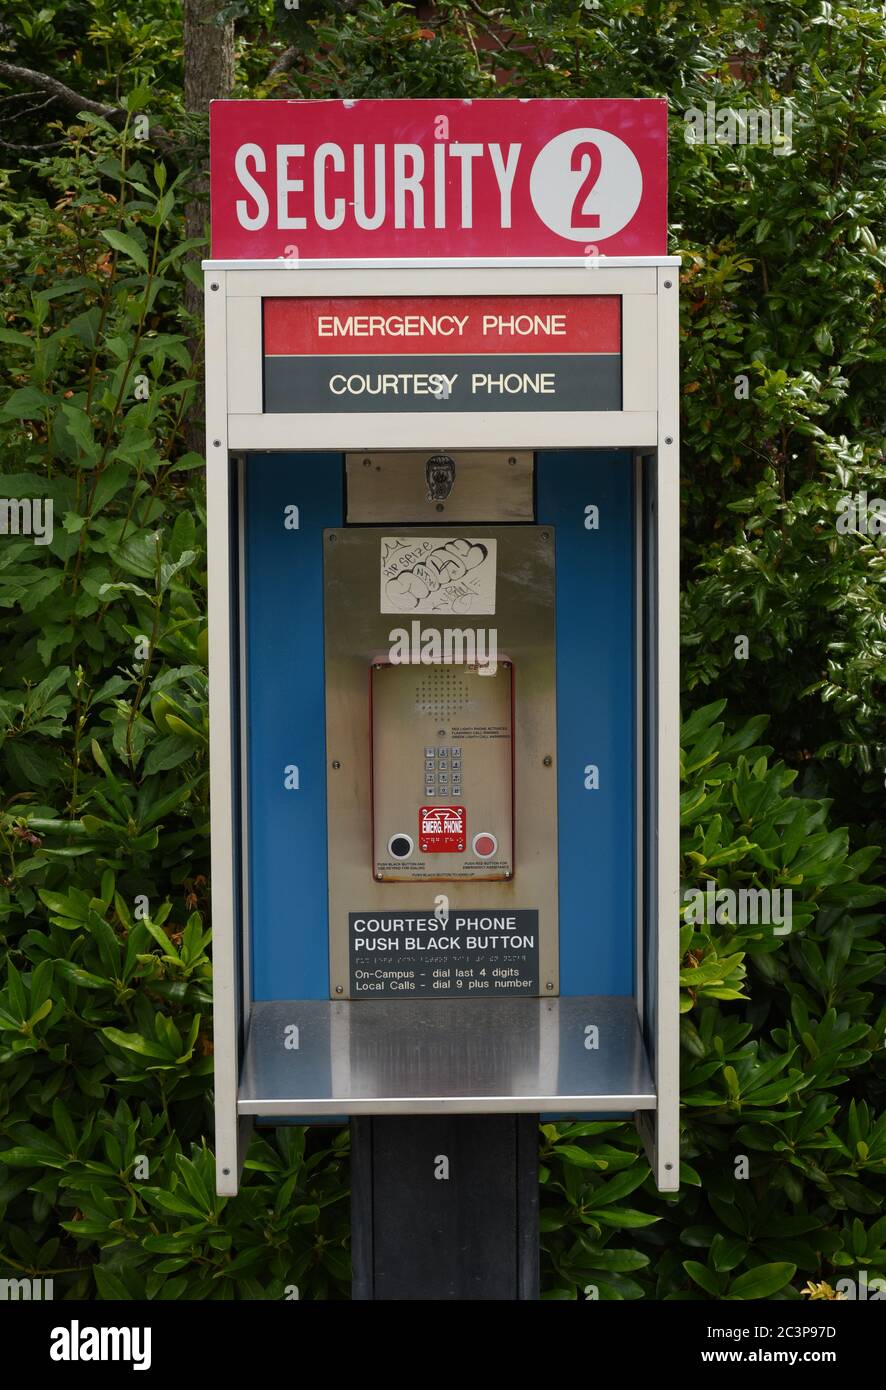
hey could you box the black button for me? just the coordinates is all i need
[390,836,412,859]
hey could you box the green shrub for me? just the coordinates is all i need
[539,703,885,1299]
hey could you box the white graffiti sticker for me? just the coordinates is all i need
[380,536,497,615]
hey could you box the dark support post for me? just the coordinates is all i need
[351,1115,539,1301]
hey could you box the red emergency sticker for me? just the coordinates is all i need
[419,806,466,854]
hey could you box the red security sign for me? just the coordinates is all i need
[419,806,466,854]
[210,98,667,259]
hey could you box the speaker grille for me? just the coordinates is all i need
[415,666,471,719]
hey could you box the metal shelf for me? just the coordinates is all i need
[238,995,655,1117]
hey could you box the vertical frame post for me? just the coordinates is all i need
[652,266,681,1190]
[206,271,252,1195]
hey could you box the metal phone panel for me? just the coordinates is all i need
[324,525,557,1000]
[372,659,514,881]
[347,450,534,523]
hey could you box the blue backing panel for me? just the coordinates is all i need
[245,453,343,1001]
[536,450,635,997]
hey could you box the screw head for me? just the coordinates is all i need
[508,456,517,465]
[211,282,219,291]
[663,279,673,288]
[362,457,371,467]
[331,760,341,770]
[328,533,337,542]
[545,981,555,991]
[335,985,344,995]
[664,436,674,445]
[543,755,552,767]
[213,439,221,447]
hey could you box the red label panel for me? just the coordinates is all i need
[419,806,466,854]
[210,98,667,258]
[264,295,620,357]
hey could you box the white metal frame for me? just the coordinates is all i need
[205,272,254,1195]
[205,257,680,1195]
[644,266,680,1191]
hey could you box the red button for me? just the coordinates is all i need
[473,833,497,858]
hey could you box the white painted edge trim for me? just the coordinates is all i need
[238,1095,658,1116]
[653,264,681,1193]
[206,273,252,1198]
[203,256,683,271]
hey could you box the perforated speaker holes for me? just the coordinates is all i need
[415,667,471,719]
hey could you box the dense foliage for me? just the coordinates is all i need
[0,0,883,1299]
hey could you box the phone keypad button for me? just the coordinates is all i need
[421,748,465,798]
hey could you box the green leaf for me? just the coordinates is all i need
[2,385,53,417]
[94,1268,132,1299]
[710,1233,749,1273]
[684,1261,723,1296]
[586,1166,649,1208]
[594,1208,660,1229]
[552,1144,608,1169]
[101,229,149,271]
[101,1027,172,1060]
[728,1263,797,1300]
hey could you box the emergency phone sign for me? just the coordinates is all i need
[420,806,466,854]
[209,98,667,259]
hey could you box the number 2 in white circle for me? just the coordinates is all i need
[530,127,644,243]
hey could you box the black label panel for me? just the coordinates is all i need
[348,910,540,998]
[265,354,621,413]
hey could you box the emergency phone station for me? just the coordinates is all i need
[206,98,680,1296]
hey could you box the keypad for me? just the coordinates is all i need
[423,746,463,798]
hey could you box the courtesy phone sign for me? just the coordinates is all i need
[349,910,540,997]
[210,98,667,259]
[263,294,623,412]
